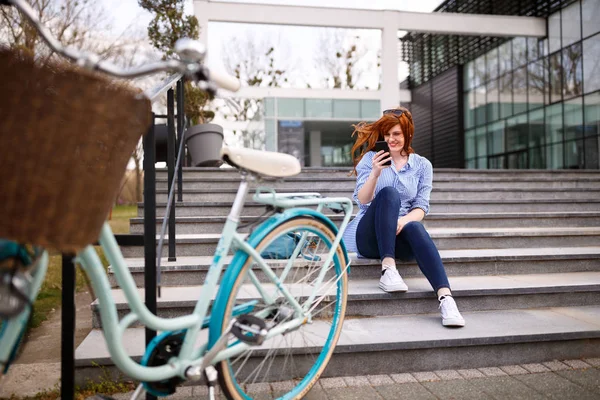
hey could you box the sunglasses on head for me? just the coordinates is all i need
[383,109,405,117]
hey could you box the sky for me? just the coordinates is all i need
[99,0,444,88]
[102,0,444,35]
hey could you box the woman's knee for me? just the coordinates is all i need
[403,220,424,229]
[375,186,400,203]
[403,221,427,235]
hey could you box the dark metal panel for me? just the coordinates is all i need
[432,67,462,168]
[411,82,433,160]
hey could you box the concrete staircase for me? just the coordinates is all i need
[74,167,600,384]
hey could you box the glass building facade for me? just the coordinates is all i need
[263,97,380,166]
[463,0,600,169]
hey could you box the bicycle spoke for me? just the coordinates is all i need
[218,218,347,400]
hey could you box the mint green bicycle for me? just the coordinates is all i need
[0,1,353,399]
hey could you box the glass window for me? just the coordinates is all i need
[464,91,475,129]
[465,158,476,169]
[540,38,549,58]
[584,92,600,138]
[550,52,562,103]
[264,98,275,117]
[487,48,499,80]
[561,1,581,48]
[529,108,545,148]
[564,139,585,169]
[474,55,487,86]
[489,155,505,169]
[546,142,564,169]
[585,136,599,168]
[498,41,512,76]
[277,98,304,118]
[583,34,600,94]
[506,114,528,151]
[528,38,540,62]
[305,99,333,118]
[528,58,549,110]
[513,37,528,68]
[545,103,563,145]
[360,100,380,119]
[412,61,422,86]
[474,85,487,126]
[508,151,528,169]
[333,99,360,119]
[486,79,500,122]
[476,126,487,158]
[529,146,545,169]
[487,121,505,155]
[562,43,583,99]
[477,157,488,169]
[513,66,528,115]
[583,0,600,38]
[264,119,277,151]
[549,11,561,54]
[465,129,476,159]
[564,97,584,141]
[464,61,474,90]
[499,73,513,118]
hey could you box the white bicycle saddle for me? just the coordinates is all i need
[220,146,301,178]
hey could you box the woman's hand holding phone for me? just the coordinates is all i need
[372,142,392,178]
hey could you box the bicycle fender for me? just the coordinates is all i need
[207,208,349,349]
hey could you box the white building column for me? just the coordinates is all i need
[381,11,400,112]
[309,130,322,167]
[194,0,209,48]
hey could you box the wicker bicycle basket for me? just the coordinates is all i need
[0,49,151,252]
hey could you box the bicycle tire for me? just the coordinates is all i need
[216,216,348,400]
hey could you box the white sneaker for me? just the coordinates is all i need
[439,296,465,327]
[379,268,408,292]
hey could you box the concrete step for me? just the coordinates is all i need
[130,212,600,234]
[120,227,600,257]
[139,199,600,217]
[108,247,600,288]
[156,167,600,181]
[155,177,600,191]
[74,305,600,383]
[155,188,600,203]
[93,271,600,328]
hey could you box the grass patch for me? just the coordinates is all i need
[7,366,137,400]
[27,205,137,329]
[108,204,137,234]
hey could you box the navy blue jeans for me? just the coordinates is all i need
[356,187,450,292]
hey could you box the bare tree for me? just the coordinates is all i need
[220,31,289,149]
[314,29,371,89]
[0,0,138,64]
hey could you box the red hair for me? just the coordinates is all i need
[350,106,414,176]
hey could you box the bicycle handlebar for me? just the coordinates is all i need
[3,0,240,92]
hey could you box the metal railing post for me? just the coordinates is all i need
[143,114,157,400]
[167,89,176,261]
[176,79,185,202]
[60,253,76,400]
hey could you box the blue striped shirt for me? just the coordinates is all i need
[342,152,433,255]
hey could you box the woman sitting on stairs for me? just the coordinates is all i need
[342,106,465,328]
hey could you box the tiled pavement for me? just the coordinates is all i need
[112,358,600,400]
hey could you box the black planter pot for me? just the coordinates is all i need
[185,123,224,167]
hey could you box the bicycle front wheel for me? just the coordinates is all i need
[217,216,348,400]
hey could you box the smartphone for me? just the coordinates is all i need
[374,141,392,166]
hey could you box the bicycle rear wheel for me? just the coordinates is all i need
[216,216,348,400]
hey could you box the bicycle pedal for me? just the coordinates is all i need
[231,314,268,345]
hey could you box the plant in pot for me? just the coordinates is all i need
[183,82,224,167]
[140,0,224,167]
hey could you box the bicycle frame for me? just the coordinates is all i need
[74,173,353,383]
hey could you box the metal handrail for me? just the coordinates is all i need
[145,73,184,104]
